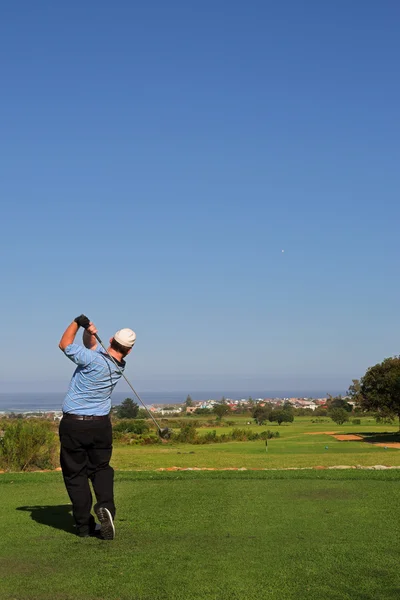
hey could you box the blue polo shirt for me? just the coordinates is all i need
[62,344,125,416]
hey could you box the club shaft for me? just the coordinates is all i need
[94,334,162,431]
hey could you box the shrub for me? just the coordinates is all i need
[231,428,249,441]
[375,413,395,425]
[114,431,161,445]
[113,419,149,438]
[140,434,162,445]
[352,419,361,425]
[194,428,281,444]
[0,420,58,471]
[173,423,198,443]
[203,430,218,443]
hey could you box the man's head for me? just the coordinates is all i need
[109,328,136,358]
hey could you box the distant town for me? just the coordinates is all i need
[149,396,343,416]
[0,395,356,419]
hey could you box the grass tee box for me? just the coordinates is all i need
[1,470,399,600]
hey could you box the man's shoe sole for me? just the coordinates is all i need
[95,507,115,540]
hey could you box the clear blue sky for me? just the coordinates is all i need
[1,1,399,394]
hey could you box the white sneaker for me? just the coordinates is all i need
[95,507,115,540]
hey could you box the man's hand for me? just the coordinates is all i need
[74,314,90,329]
[86,322,98,336]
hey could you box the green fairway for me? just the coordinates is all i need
[1,470,399,600]
[112,417,400,470]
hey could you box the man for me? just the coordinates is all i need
[58,314,136,539]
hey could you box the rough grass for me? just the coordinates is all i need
[0,470,399,600]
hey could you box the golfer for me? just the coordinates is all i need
[58,315,136,539]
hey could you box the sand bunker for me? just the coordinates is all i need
[304,431,400,448]
[332,434,364,441]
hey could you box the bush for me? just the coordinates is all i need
[231,428,249,441]
[113,421,283,446]
[375,415,395,425]
[173,423,198,443]
[202,430,218,443]
[352,419,361,425]
[194,428,281,444]
[115,432,161,445]
[113,419,149,438]
[140,434,162,445]
[0,420,58,471]
[193,408,213,416]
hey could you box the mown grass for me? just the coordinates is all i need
[112,417,400,470]
[1,470,399,600]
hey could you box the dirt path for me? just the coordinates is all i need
[304,431,338,435]
[373,442,400,449]
[156,465,400,471]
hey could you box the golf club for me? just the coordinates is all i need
[94,333,171,440]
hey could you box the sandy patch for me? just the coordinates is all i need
[332,435,364,441]
[374,443,400,449]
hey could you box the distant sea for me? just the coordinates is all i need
[0,390,343,412]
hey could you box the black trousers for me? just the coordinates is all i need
[59,415,115,536]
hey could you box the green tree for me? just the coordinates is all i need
[246,397,256,412]
[252,405,272,425]
[213,403,230,421]
[185,395,194,407]
[314,407,328,417]
[359,357,400,429]
[348,379,361,401]
[194,407,212,415]
[116,398,139,419]
[269,410,294,425]
[327,395,352,413]
[283,401,294,413]
[137,408,149,419]
[329,408,349,425]
[294,408,314,417]
[375,411,395,425]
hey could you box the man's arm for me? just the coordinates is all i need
[59,315,90,351]
[83,323,98,350]
[59,321,80,351]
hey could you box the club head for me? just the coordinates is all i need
[159,427,171,440]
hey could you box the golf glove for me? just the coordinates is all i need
[74,314,90,329]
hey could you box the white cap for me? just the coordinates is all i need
[113,328,136,348]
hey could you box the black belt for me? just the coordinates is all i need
[62,413,110,421]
